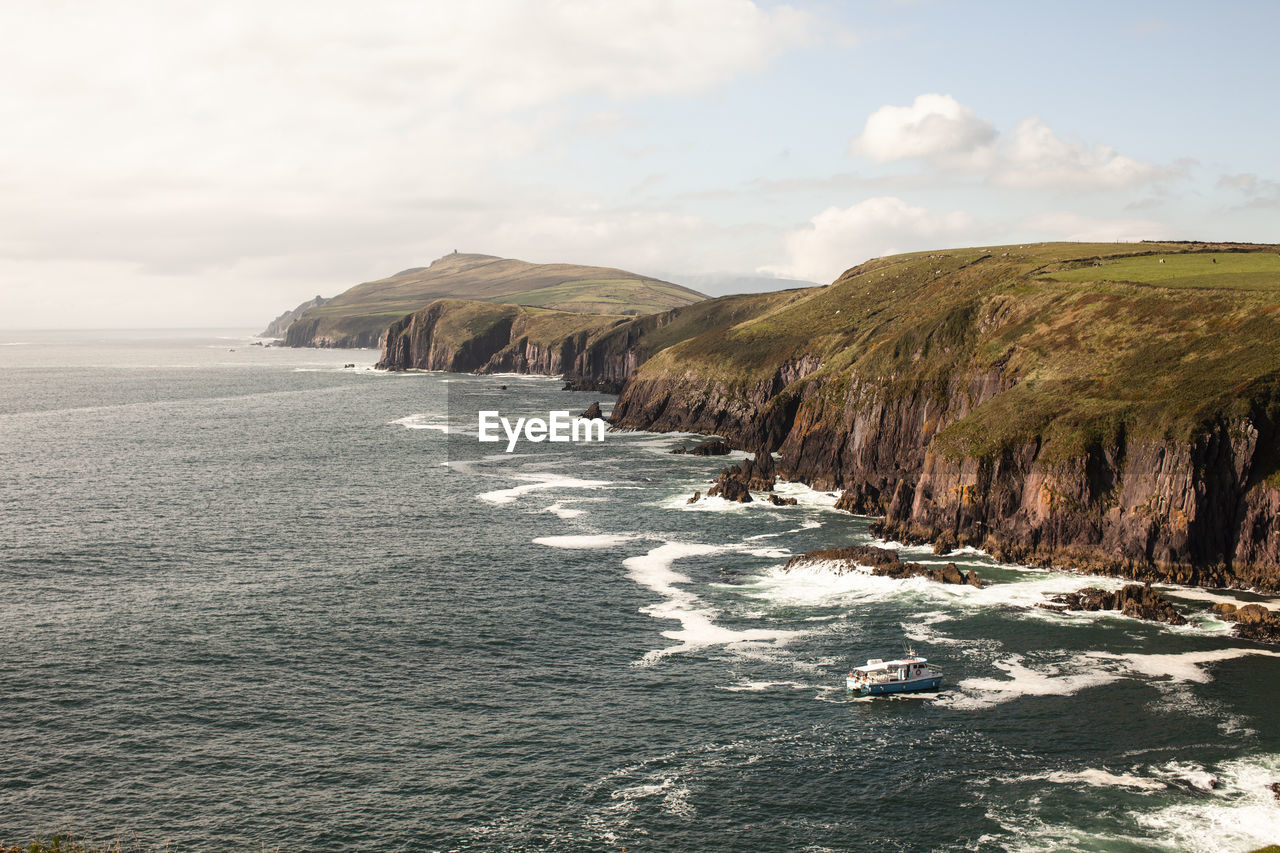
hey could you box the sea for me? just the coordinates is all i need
[1,329,1278,852]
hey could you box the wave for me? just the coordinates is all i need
[715,679,812,692]
[388,413,450,433]
[478,473,613,505]
[623,541,805,665]
[543,502,587,519]
[990,752,1280,853]
[534,534,638,549]
[940,653,1123,710]
[940,646,1280,711]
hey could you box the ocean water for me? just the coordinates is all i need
[1,329,1278,852]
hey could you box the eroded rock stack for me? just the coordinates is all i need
[782,544,984,587]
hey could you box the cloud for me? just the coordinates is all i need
[992,117,1171,189]
[1218,173,1280,209]
[0,1,816,326]
[1020,212,1167,243]
[850,96,1172,190]
[851,93,996,163]
[763,196,978,283]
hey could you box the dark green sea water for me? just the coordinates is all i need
[1,330,1278,851]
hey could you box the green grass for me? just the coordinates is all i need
[1043,251,1280,291]
[622,241,1280,468]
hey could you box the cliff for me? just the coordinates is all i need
[375,299,627,374]
[278,252,706,348]
[261,295,328,338]
[609,241,1280,591]
[562,290,810,392]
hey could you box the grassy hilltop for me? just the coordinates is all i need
[282,253,705,347]
[626,241,1280,453]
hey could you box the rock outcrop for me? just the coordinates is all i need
[1212,601,1280,642]
[1039,584,1187,625]
[782,544,984,587]
[700,448,777,504]
[671,439,731,456]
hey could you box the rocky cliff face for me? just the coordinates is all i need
[610,243,1280,591]
[284,317,381,349]
[613,358,1280,590]
[375,299,623,375]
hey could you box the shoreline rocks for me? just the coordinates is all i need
[783,544,984,588]
[1211,601,1280,643]
[671,439,730,456]
[1038,584,1187,625]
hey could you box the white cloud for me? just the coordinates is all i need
[850,96,1170,190]
[763,196,978,283]
[992,117,1170,189]
[1021,212,1166,243]
[0,0,814,326]
[851,93,996,162]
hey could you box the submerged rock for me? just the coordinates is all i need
[582,401,603,420]
[782,544,983,587]
[769,493,798,506]
[687,490,701,504]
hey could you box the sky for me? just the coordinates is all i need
[1,0,1277,329]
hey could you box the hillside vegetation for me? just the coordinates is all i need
[281,253,705,347]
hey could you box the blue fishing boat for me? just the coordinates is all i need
[847,651,942,695]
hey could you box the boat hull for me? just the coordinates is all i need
[847,676,942,694]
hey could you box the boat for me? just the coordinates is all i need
[846,651,942,694]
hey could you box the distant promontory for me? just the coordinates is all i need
[273,252,706,348]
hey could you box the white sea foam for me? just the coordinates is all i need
[478,473,612,505]
[533,534,638,549]
[543,502,586,520]
[941,654,1123,710]
[996,753,1280,853]
[744,518,822,541]
[608,776,695,818]
[1157,585,1280,609]
[744,562,940,606]
[1027,768,1170,791]
[389,413,450,433]
[1097,647,1280,683]
[716,679,811,692]
[943,646,1280,711]
[624,542,804,665]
